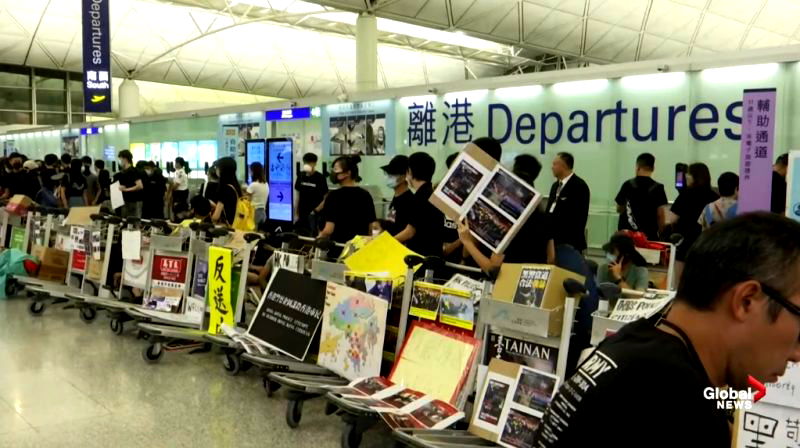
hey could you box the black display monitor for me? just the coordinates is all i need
[267,138,294,223]
[244,139,266,184]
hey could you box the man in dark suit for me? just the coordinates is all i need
[546,152,590,252]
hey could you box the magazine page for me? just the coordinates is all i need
[431,149,494,220]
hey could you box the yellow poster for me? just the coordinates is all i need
[439,288,475,330]
[207,246,233,335]
[344,232,420,280]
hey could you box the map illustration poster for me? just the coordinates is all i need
[318,283,388,380]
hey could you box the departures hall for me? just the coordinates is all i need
[1,0,799,447]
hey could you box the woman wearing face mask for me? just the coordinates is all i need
[318,156,375,245]
[379,155,414,235]
[294,153,328,235]
[598,233,650,291]
[211,157,242,226]
[141,161,167,219]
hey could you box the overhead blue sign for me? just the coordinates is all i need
[82,0,111,113]
[265,107,311,121]
[80,127,101,135]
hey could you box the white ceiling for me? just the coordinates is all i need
[1,0,799,100]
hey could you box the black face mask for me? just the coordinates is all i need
[330,172,342,184]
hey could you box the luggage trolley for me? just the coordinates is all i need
[239,234,346,390]
[320,256,488,448]
[388,278,590,448]
[136,226,259,364]
[5,205,49,297]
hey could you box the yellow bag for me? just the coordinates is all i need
[232,197,255,231]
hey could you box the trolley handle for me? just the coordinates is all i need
[563,278,587,297]
[149,219,173,234]
[276,232,299,245]
[243,232,264,243]
[208,227,231,239]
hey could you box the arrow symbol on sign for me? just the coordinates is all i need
[277,153,284,161]
[748,375,766,402]
[277,192,284,202]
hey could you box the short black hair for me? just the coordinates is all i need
[94,159,105,170]
[81,156,92,165]
[118,150,133,163]
[472,137,502,162]
[776,153,789,167]
[61,153,72,164]
[513,154,542,185]
[636,153,655,171]
[408,152,436,183]
[688,162,712,189]
[190,195,211,217]
[556,152,574,170]
[717,172,739,197]
[678,212,800,319]
[44,154,59,166]
[445,152,459,169]
[303,153,318,164]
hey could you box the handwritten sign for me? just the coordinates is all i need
[608,297,673,323]
[763,362,800,409]
[207,246,233,335]
[735,401,800,448]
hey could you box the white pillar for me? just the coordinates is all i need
[355,13,378,92]
[119,79,141,119]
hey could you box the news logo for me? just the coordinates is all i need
[703,376,766,410]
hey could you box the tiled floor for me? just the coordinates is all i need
[0,297,393,447]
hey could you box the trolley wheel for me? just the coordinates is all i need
[79,306,96,323]
[263,378,281,397]
[110,319,124,335]
[222,353,241,376]
[142,343,163,364]
[341,422,363,448]
[285,400,303,429]
[325,401,338,416]
[29,301,45,316]
[5,279,20,296]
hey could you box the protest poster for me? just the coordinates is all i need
[193,259,208,298]
[410,282,442,320]
[608,296,674,323]
[143,254,188,313]
[513,267,550,308]
[345,271,394,303]
[763,362,800,409]
[734,400,800,448]
[247,269,327,361]
[439,288,475,330]
[318,283,388,380]
[444,273,485,302]
[207,246,233,335]
[484,332,557,374]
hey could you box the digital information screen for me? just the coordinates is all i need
[245,140,266,184]
[267,139,293,222]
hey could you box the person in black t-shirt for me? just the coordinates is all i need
[294,153,328,235]
[460,154,554,275]
[141,161,167,219]
[210,157,241,227]
[380,155,414,236]
[319,156,375,244]
[116,150,144,218]
[535,213,800,448]
[772,153,788,214]
[669,163,719,263]
[395,152,444,257]
[615,152,668,240]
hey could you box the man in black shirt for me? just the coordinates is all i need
[535,213,800,447]
[294,153,328,235]
[395,152,443,257]
[116,150,143,218]
[380,155,414,236]
[772,153,788,214]
[615,152,668,240]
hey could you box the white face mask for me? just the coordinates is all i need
[371,228,381,237]
[385,175,399,188]
[303,164,313,173]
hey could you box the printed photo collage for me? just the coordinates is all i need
[324,377,464,430]
[409,281,474,330]
[344,271,395,304]
[471,361,560,448]
[433,151,542,254]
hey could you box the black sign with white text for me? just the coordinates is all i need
[247,269,327,360]
[82,0,112,113]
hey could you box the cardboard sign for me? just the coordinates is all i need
[64,206,101,226]
[513,267,550,308]
[484,332,557,374]
[247,269,327,361]
[207,246,234,335]
[430,143,543,253]
[318,283,389,380]
[494,264,584,311]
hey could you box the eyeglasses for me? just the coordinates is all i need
[760,283,800,341]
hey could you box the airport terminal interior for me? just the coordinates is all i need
[2,0,800,447]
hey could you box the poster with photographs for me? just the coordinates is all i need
[513,267,550,308]
[344,271,393,303]
[222,123,261,158]
[409,282,442,320]
[431,144,543,254]
[61,136,80,157]
[329,114,387,156]
[511,366,559,414]
[499,408,541,448]
[473,373,513,431]
[439,288,474,330]
[325,376,401,398]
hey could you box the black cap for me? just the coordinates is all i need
[381,155,409,175]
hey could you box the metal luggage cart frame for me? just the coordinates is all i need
[137,226,259,364]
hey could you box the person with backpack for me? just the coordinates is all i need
[614,152,668,241]
[699,172,739,230]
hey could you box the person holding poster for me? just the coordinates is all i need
[534,213,800,447]
[395,153,444,257]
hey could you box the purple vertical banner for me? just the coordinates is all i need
[738,88,777,213]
